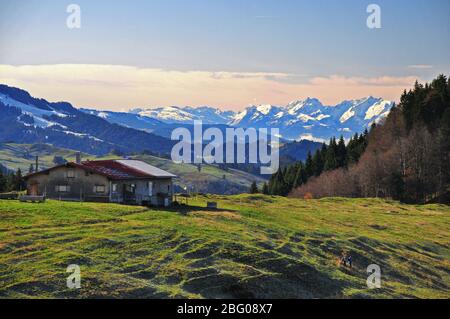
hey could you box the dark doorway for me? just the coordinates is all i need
[123,184,136,203]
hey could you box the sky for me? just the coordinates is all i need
[0,0,449,111]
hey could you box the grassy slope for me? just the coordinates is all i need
[0,143,89,171]
[131,154,266,191]
[0,195,448,299]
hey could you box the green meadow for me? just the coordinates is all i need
[0,195,449,299]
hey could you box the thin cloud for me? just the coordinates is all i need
[0,64,418,110]
[408,65,433,69]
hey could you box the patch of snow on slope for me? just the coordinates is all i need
[365,100,391,120]
[256,104,272,115]
[299,134,326,143]
[0,93,68,127]
[97,112,109,119]
[61,130,104,142]
[274,111,285,119]
[297,113,315,123]
[287,101,306,115]
[316,114,330,121]
[230,110,248,125]
[138,106,194,122]
[340,108,355,123]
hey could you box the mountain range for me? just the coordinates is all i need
[83,97,393,142]
[0,83,393,163]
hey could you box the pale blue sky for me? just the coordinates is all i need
[0,0,449,109]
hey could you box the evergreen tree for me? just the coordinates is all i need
[270,169,289,196]
[336,136,347,167]
[293,162,307,188]
[262,182,269,195]
[304,152,314,178]
[13,169,25,191]
[324,138,338,171]
[249,181,259,194]
[285,163,299,190]
[0,170,6,193]
[6,171,15,192]
[312,148,324,176]
[388,172,405,201]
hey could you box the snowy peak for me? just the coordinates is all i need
[80,108,162,133]
[121,96,393,141]
[286,98,324,115]
[130,106,234,124]
[229,97,393,141]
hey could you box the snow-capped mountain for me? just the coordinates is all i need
[85,97,393,142]
[80,108,163,133]
[0,85,174,155]
[0,82,393,151]
[230,97,393,141]
[130,106,235,125]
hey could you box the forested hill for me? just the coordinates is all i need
[269,75,450,204]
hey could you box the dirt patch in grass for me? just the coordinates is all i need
[190,211,241,220]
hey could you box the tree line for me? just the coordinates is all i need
[0,168,26,193]
[290,75,450,204]
[259,132,369,196]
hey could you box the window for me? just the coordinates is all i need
[66,170,75,178]
[112,184,118,193]
[125,184,135,193]
[94,185,106,194]
[55,185,70,193]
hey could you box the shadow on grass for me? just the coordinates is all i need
[149,204,238,216]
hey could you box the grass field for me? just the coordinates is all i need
[0,143,89,171]
[0,195,449,299]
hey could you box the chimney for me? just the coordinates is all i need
[35,156,39,172]
[75,152,81,164]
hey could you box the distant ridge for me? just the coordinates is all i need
[87,97,393,141]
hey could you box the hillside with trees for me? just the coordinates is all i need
[267,132,369,196]
[270,75,449,204]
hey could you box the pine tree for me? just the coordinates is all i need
[249,181,259,194]
[336,136,347,167]
[13,168,25,191]
[304,152,314,178]
[293,162,307,188]
[388,172,405,201]
[0,170,6,193]
[262,182,269,195]
[324,138,338,171]
[312,149,324,176]
[6,171,15,192]
[270,169,289,196]
[285,163,299,191]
